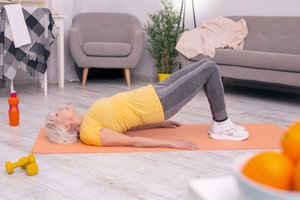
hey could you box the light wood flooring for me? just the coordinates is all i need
[0,79,299,200]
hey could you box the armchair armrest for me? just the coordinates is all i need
[69,29,87,67]
[128,29,144,68]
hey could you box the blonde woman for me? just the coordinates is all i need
[45,59,249,149]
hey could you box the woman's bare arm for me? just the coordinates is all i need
[100,128,198,150]
[128,121,181,131]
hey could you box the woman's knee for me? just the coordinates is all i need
[202,60,219,74]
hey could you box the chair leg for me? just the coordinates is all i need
[43,70,48,96]
[124,68,131,87]
[82,68,89,88]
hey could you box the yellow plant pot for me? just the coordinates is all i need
[158,73,171,82]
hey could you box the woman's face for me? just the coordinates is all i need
[54,105,76,123]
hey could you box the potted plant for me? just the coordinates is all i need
[145,0,183,82]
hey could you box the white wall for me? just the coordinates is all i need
[52,0,300,82]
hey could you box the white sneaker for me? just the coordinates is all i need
[209,118,249,141]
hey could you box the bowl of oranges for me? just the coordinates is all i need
[233,122,300,200]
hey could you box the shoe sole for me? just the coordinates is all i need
[208,130,249,141]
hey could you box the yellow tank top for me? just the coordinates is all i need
[80,85,164,146]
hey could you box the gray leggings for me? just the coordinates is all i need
[154,59,227,121]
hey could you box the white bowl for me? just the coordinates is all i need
[233,153,300,200]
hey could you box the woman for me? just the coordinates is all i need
[45,59,249,149]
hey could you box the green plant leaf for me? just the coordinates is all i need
[145,0,184,74]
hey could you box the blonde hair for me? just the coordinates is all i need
[45,113,78,145]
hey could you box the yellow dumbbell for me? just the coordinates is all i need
[5,153,36,174]
[25,163,39,176]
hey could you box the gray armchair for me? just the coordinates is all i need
[69,12,144,87]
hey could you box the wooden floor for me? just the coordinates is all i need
[0,79,299,200]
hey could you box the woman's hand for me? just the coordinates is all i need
[168,140,199,150]
[160,121,181,128]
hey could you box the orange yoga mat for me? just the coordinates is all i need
[32,124,284,154]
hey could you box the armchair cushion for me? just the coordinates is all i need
[82,42,132,57]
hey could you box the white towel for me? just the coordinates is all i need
[3,4,32,48]
[176,17,248,59]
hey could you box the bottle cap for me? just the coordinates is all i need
[10,90,17,97]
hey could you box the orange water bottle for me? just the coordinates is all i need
[8,91,19,126]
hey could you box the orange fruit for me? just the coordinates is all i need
[242,151,295,190]
[282,122,300,162]
[294,162,300,191]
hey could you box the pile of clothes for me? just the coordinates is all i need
[176,16,248,59]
